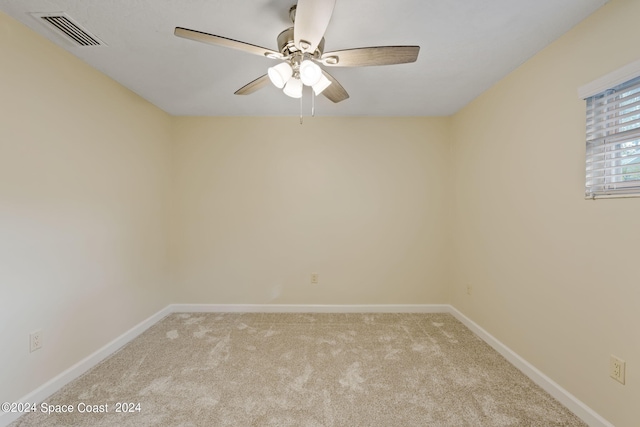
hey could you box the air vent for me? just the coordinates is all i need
[31,12,104,47]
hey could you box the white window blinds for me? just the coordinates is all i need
[586,76,640,198]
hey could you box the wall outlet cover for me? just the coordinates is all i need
[609,355,626,385]
[30,330,43,352]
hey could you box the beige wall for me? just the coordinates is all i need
[451,0,639,425]
[0,12,172,403]
[171,117,451,305]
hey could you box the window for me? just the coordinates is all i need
[585,76,640,198]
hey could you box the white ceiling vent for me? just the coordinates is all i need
[30,12,105,47]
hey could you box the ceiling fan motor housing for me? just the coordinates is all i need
[277,27,325,58]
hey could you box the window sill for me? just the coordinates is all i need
[585,193,640,200]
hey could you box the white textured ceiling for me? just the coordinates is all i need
[0,0,607,116]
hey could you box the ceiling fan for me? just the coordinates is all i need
[174,0,420,103]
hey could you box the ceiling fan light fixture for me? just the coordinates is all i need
[283,77,303,98]
[312,74,332,95]
[299,59,322,86]
[268,62,293,89]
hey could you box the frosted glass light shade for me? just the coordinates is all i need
[312,74,332,95]
[268,62,293,89]
[283,78,303,98]
[299,60,322,86]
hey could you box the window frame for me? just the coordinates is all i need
[579,59,640,199]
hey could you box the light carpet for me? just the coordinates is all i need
[10,313,586,426]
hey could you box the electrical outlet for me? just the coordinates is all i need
[311,273,319,285]
[466,284,472,295]
[610,355,626,384]
[30,330,42,353]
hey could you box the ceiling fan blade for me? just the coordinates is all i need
[174,27,282,59]
[321,46,420,67]
[293,0,336,53]
[234,74,271,95]
[321,70,349,103]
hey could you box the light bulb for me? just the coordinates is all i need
[268,62,293,89]
[299,60,322,86]
[312,74,331,95]
[283,78,303,98]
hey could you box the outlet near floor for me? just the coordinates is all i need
[30,330,43,353]
[610,355,626,384]
[311,273,319,285]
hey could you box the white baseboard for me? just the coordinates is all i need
[447,306,613,427]
[0,305,172,427]
[169,303,450,313]
[2,303,611,427]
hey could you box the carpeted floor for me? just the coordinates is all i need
[10,313,586,426]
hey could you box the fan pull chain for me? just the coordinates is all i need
[299,93,303,125]
[312,90,315,117]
